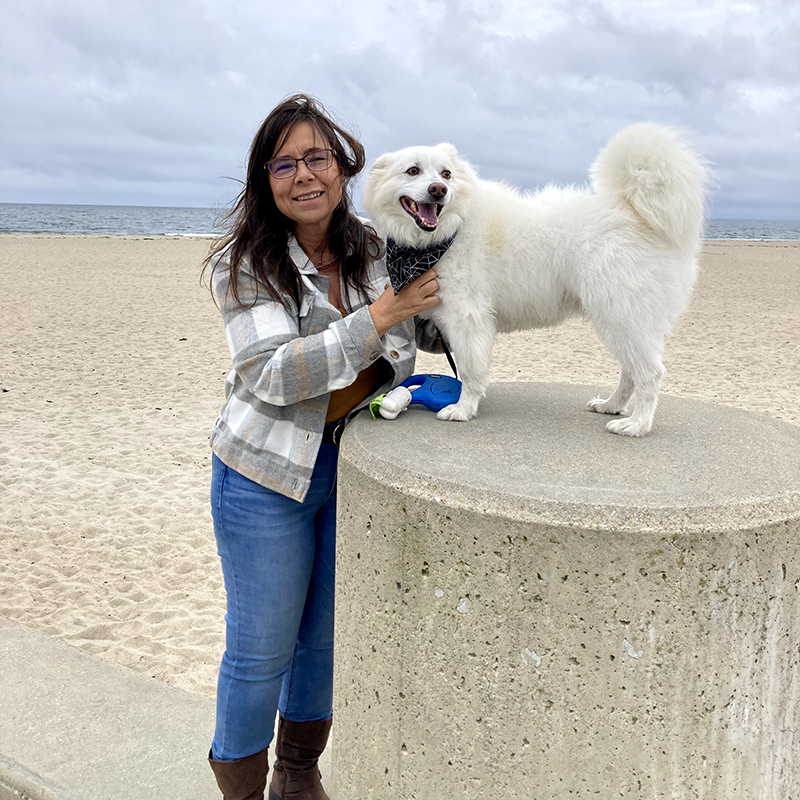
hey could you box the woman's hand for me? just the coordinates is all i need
[369,270,440,337]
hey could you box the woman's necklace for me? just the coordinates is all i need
[314,256,338,272]
[299,241,347,315]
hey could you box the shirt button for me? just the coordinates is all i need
[389,350,400,359]
[384,282,391,291]
[369,350,380,360]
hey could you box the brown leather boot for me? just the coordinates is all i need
[268,716,332,799]
[209,747,269,800]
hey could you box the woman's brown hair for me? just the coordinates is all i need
[204,93,382,310]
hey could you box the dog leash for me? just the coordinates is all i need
[436,326,458,380]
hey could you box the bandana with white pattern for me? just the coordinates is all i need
[385,234,457,294]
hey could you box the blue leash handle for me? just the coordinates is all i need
[400,374,462,413]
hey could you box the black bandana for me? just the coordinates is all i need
[385,235,457,294]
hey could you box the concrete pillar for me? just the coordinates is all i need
[333,383,800,800]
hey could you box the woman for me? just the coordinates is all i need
[204,94,441,800]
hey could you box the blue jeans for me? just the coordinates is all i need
[209,447,339,761]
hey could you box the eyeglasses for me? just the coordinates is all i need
[265,149,335,179]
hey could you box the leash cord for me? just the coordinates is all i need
[435,326,458,380]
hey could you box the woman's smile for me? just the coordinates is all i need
[294,190,325,202]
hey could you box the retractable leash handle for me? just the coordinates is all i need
[370,374,463,420]
[401,374,462,413]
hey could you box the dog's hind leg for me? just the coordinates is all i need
[436,312,496,422]
[589,321,666,437]
[588,368,635,416]
[606,356,665,437]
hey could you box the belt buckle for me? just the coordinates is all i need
[331,418,346,446]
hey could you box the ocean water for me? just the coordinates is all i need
[706,219,800,240]
[0,203,222,237]
[0,203,798,240]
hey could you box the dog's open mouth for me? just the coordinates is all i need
[400,197,442,232]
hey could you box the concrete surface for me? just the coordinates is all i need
[0,619,218,800]
[333,382,800,800]
[0,621,335,800]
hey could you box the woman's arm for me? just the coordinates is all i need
[368,270,440,337]
[213,267,439,407]
[214,269,381,406]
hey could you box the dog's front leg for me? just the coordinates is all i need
[436,312,496,421]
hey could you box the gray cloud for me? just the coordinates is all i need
[1,0,797,218]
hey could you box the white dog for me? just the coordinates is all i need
[362,123,708,436]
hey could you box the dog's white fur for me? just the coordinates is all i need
[362,123,709,436]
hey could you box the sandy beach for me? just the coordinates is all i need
[1,235,798,701]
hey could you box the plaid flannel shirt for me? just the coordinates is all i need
[210,237,441,501]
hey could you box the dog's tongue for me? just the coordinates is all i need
[417,203,438,227]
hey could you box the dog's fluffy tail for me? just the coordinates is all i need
[590,122,709,250]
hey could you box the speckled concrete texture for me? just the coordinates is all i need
[333,383,800,800]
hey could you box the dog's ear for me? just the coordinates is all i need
[369,154,391,174]
[437,143,459,159]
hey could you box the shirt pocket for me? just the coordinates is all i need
[300,294,341,336]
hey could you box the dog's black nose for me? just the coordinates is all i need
[428,182,448,200]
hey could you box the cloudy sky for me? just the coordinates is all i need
[1,0,798,219]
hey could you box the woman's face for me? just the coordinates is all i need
[268,121,343,239]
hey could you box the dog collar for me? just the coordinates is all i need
[385,234,457,294]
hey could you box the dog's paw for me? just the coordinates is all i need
[587,397,624,415]
[606,416,651,437]
[437,402,476,422]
